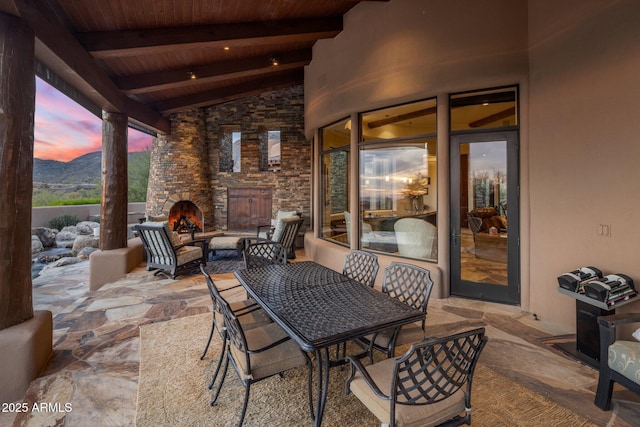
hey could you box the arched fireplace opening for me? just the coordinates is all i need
[168,201,204,236]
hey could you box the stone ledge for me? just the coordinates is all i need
[89,238,144,291]
[0,311,53,403]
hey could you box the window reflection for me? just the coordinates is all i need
[359,98,438,261]
[319,99,439,261]
[359,141,437,260]
[319,118,351,246]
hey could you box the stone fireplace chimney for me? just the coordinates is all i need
[146,109,214,231]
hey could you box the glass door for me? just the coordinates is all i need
[450,131,519,304]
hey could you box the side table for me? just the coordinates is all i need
[557,287,638,368]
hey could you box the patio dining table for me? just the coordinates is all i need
[234,261,425,426]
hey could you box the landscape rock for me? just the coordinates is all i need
[60,225,78,234]
[40,256,83,273]
[37,250,74,264]
[32,227,58,247]
[72,235,99,255]
[32,236,44,254]
[77,247,98,259]
[56,230,78,248]
[76,221,100,235]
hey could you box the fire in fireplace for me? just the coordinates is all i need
[168,201,203,235]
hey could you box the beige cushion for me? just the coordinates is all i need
[176,245,202,265]
[214,300,271,332]
[365,322,425,350]
[230,322,306,381]
[349,357,467,427]
[209,236,242,250]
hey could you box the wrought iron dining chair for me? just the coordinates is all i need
[242,239,287,269]
[342,249,379,288]
[211,291,313,426]
[346,328,488,427]
[198,265,271,376]
[360,262,434,360]
[335,250,380,362]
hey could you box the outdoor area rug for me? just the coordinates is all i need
[204,249,245,274]
[136,314,597,427]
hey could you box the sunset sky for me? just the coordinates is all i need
[34,77,153,161]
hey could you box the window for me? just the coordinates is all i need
[260,130,280,172]
[220,126,241,172]
[359,99,438,261]
[319,118,351,245]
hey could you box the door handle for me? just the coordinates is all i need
[451,231,461,245]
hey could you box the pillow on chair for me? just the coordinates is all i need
[270,211,298,239]
[142,221,183,247]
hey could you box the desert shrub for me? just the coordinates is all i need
[48,214,80,230]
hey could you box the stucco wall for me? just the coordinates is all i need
[527,0,640,327]
[304,0,640,330]
[305,0,529,136]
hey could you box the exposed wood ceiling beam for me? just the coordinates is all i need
[77,17,343,58]
[117,48,311,94]
[155,69,304,113]
[4,0,170,134]
[468,107,516,128]
[367,107,437,129]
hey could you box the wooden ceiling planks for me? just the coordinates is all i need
[2,0,386,130]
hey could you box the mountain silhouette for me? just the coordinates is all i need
[33,151,147,184]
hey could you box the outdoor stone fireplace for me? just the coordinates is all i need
[145,86,311,233]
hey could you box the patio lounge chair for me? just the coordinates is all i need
[594,313,640,410]
[255,216,303,260]
[135,221,207,279]
[346,328,488,427]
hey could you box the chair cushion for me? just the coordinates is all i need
[142,220,182,247]
[176,245,203,265]
[364,322,425,350]
[208,236,242,250]
[349,357,466,427]
[608,340,640,383]
[365,323,424,348]
[214,300,272,332]
[230,322,307,381]
[272,215,299,242]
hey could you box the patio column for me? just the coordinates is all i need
[0,12,35,329]
[0,12,53,404]
[100,111,128,250]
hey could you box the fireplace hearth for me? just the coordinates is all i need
[168,201,203,236]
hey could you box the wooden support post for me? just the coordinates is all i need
[101,111,129,250]
[0,13,35,330]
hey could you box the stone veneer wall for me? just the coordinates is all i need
[206,85,311,231]
[146,85,311,232]
[146,109,215,229]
